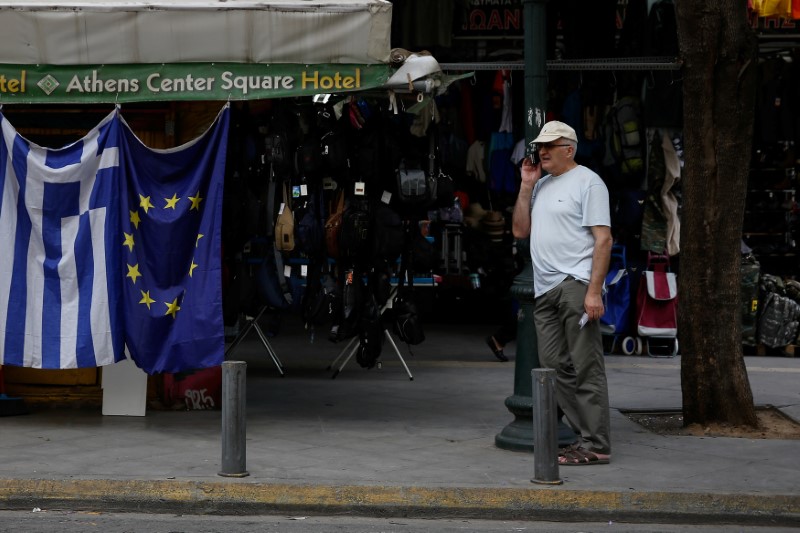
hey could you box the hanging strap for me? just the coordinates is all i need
[269,167,291,304]
[397,221,416,294]
[265,164,277,238]
[428,125,437,177]
[336,189,345,213]
[282,182,290,209]
[273,246,292,305]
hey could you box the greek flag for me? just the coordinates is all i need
[0,105,230,374]
[0,110,125,369]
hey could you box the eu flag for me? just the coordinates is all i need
[118,105,230,374]
[0,110,126,369]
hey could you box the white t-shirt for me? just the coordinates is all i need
[528,165,610,298]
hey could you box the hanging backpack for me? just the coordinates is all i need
[251,244,292,310]
[295,189,324,255]
[295,138,322,177]
[263,132,289,168]
[606,96,645,183]
[741,253,761,346]
[372,203,406,261]
[320,129,350,174]
[757,274,800,348]
[758,292,800,348]
[353,125,387,183]
[395,159,436,208]
[324,191,346,259]
[339,199,372,263]
[274,184,295,252]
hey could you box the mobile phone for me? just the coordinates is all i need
[529,151,540,165]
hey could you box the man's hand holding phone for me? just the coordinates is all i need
[520,152,542,187]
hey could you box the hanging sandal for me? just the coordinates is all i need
[558,447,610,466]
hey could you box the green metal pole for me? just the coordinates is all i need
[494,246,538,451]
[495,0,576,451]
[522,0,548,149]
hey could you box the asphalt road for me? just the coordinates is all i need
[0,510,794,533]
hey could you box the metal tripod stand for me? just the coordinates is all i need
[225,306,285,376]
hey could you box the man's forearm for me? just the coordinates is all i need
[512,185,533,238]
[588,229,613,295]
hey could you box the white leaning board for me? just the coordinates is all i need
[102,358,148,416]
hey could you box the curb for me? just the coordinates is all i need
[1,479,798,526]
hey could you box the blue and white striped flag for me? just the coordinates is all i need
[0,110,126,369]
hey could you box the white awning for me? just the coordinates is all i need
[0,1,392,65]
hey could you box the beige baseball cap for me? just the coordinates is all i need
[531,120,578,144]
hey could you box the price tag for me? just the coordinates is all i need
[292,185,301,198]
[284,265,292,278]
[300,184,308,196]
[381,190,392,204]
[301,264,308,277]
[354,181,366,196]
[278,202,285,215]
[322,177,337,190]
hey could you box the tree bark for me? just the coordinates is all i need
[675,0,759,426]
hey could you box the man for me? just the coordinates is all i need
[512,120,613,465]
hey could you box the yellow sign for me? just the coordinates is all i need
[0,71,26,93]
[301,69,361,90]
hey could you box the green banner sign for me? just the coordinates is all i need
[0,63,393,103]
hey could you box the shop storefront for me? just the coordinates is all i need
[391,0,800,355]
[0,0,462,406]
[3,1,799,409]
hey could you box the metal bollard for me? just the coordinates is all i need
[531,368,562,485]
[218,361,249,477]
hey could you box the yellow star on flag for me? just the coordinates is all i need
[164,193,180,209]
[126,263,142,284]
[188,191,203,211]
[129,210,141,229]
[123,232,135,252]
[189,260,199,277]
[139,290,156,310]
[196,233,204,248]
[139,194,154,214]
[165,297,181,319]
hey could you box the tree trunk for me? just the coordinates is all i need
[675,0,759,427]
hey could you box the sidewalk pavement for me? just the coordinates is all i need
[1,321,799,526]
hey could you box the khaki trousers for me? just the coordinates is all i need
[534,277,611,454]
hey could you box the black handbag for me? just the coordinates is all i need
[357,293,384,369]
[393,293,425,345]
[395,159,435,207]
[393,260,425,345]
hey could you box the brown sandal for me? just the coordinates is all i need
[558,441,580,454]
[558,447,610,466]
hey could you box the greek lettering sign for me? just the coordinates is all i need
[0,63,392,103]
[454,0,524,39]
